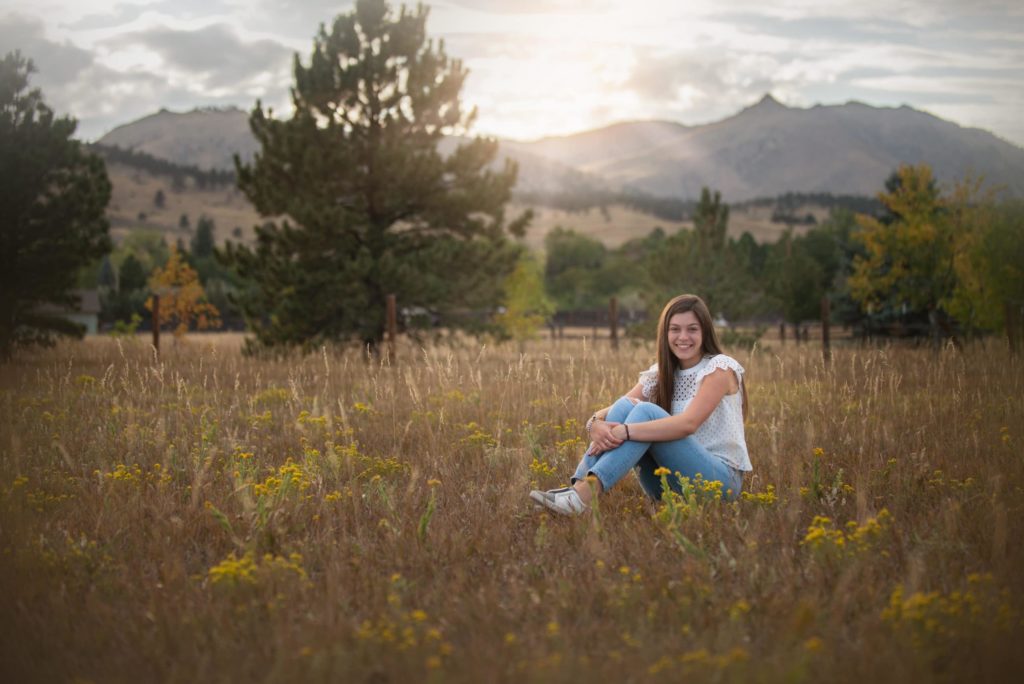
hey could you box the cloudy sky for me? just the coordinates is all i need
[2,0,1023,146]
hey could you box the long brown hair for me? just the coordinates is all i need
[650,294,746,417]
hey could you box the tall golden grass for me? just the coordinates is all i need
[1,335,1021,682]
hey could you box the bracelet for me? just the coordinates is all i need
[585,413,601,435]
[624,424,631,440]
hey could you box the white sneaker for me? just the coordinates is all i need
[528,486,572,509]
[528,487,588,516]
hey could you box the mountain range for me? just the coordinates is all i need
[99,95,1024,201]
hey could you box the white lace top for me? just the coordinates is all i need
[638,354,752,472]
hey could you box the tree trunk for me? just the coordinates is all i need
[931,308,962,351]
[0,301,15,359]
[821,296,831,364]
[1006,301,1021,354]
[609,296,618,351]
[386,293,397,364]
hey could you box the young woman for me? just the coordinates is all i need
[530,294,751,515]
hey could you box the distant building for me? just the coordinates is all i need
[36,289,101,335]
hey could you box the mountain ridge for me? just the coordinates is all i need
[97,95,1024,201]
[101,107,258,172]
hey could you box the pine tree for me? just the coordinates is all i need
[694,187,728,254]
[119,254,148,292]
[765,229,827,325]
[644,187,759,322]
[221,0,528,352]
[192,215,216,259]
[97,255,117,291]
[0,51,111,357]
[101,253,148,327]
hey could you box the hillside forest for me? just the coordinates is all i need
[78,149,1024,351]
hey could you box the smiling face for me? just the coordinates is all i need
[666,311,703,368]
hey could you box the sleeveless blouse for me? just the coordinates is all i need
[638,354,752,472]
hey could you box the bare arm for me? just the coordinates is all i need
[587,382,645,454]
[607,368,738,443]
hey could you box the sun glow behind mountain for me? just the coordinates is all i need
[433,5,637,141]
[2,0,1022,146]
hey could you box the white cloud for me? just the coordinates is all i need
[1,0,1021,146]
[439,1,615,14]
[108,23,293,89]
[0,11,295,139]
[0,13,94,83]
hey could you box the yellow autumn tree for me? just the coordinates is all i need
[849,164,967,341]
[145,245,221,338]
[943,178,1000,333]
[496,253,555,352]
[944,190,1024,348]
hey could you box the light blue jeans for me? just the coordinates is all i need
[571,397,743,501]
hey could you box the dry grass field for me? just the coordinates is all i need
[515,203,689,250]
[105,163,262,245]
[1,335,1021,682]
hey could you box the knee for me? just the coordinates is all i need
[613,395,637,410]
[605,395,636,421]
[627,401,665,422]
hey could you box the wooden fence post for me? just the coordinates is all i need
[386,294,397,363]
[609,296,619,351]
[821,295,831,364]
[1006,301,1020,354]
[779,322,785,345]
[151,294,160,356]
